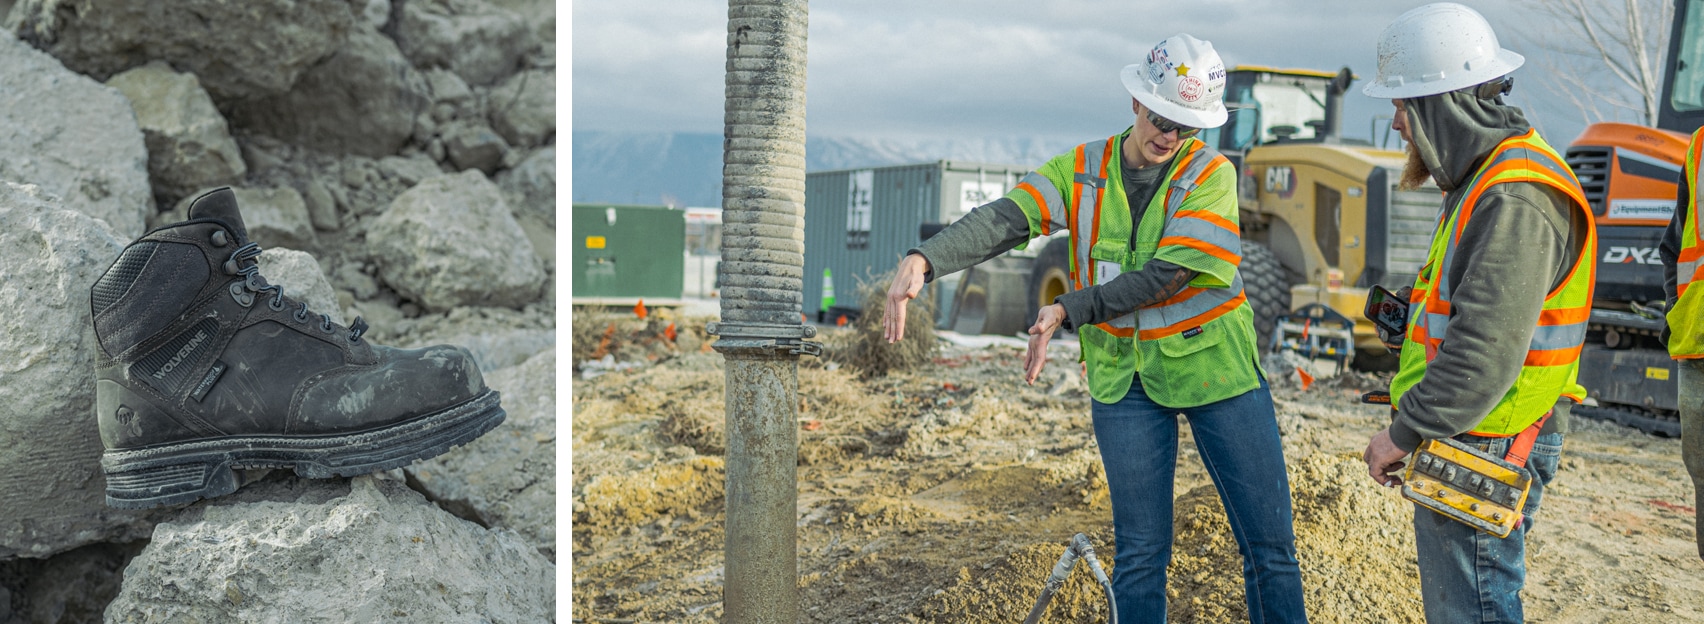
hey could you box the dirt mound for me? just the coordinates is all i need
[829,273,938,378]
[576,456,725,529]
[1166,451,1423,623]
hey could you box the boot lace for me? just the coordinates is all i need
[224,242,369,342]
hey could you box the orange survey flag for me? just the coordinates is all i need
[634,299,648,319]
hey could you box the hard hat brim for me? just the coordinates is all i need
[1122,64,1229,129]
[1361,48,1525,99]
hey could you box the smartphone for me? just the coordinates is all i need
[1364,285,1409,344]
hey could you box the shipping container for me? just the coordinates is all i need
[802,161,1036,326]
[571,203,686,300]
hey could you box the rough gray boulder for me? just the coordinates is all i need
[489,68,554,148]
[407,349,554,559]
[0,183,151,559]
[5,0,353,102]
[258,249,345,327]
[368,171,544,311]
[171,186,316,251]
[106,61,247,202]
[229,24,428,158]
[497,146,554,227]
[0,31,151,239]
[104,475,555,623]
[394,0,529,86]
[442,120,511,174]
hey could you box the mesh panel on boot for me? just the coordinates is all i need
[93,242,159,315]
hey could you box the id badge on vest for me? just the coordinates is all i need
[1095,260,1121,285]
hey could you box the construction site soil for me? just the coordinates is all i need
[571,311,1704,623]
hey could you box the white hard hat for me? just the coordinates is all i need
[1362,2,1524,99]
[1120,34,1229,128]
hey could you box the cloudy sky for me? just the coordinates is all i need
[572,1,1641,151]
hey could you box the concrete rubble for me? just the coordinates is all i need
[104,475,555,623]
[367,170,545,311]
[106,61,247,204]
[0,31,151,239]
[0,183,150,560]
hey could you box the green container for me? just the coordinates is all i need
[571,204,685,299]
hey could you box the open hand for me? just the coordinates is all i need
[883,254,930,343]
[1024,303,1066,384]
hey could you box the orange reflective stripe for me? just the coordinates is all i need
[1537,305,1590,325]
[1157,236,1241,264]
[1018,182,1051,236]
[1154,286,1207,308]
[1524,344,1584,367]
[1172,209,1238,234]
[1192,155,1228,187]
[1137,291,1247,340]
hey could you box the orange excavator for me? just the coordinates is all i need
[1560,0,1703,435]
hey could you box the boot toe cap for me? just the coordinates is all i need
[296,344,488,434]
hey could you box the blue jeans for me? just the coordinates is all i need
[1092,375,1307,623]
[1413,431,1563,624]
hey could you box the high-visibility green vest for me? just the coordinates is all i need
[1005,130,1260,407]
[1389,130,1598,436]
[1671,127,1704,359]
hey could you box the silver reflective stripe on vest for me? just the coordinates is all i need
[1020,171,1069,233]
[1163,146,1222,218]
[1161,216,1241,255]
[1413,306,1450,342]
[1075,140,1109,290]
[1138,272,1244,330]
[1529,321,1587,351]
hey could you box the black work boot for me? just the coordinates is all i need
[90,187,505,509]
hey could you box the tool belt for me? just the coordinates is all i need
[1399,412,1551,538]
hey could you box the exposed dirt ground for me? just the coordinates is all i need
[570,314,1704,623]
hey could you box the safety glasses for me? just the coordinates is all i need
[1145,108,1201,139]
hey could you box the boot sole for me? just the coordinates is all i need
[100,389,506,509]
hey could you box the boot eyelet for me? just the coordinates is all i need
[318,318,335,334]
[229,283,253,307]
[268,297,284,312]
[295,310,309,323]
[211,231,229,247]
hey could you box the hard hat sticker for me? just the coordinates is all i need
[1174,63,1191,77]
[1178,76,1204,102]
[1147,45,1171,84]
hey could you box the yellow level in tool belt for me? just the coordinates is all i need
[1401,437,1531,538]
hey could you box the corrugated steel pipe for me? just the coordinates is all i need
[1023,533,1118,624]
[711,1,816,622]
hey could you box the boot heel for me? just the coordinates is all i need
[103,457,238,509]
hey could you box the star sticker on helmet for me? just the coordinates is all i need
[1175,63,1191,77]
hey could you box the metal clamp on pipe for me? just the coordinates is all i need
[706,321,823,357]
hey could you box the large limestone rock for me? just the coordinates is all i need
[104,475,555,623]
[497,146,554,227]
[368,171,544,311]
[394,0,529,86]
[106,61,247,202]
[5,0,353,102]
[488,68,554,148]
[258,249,345,327]
[442,120,511,174]
[407,349,555,559]
[0,183,151,559]
[0,31,151,239]
[229,24,429,158]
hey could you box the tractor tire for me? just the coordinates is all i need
[1025,237,1074,330]
[1240,241,1292,350]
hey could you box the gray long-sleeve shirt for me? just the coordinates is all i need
[909,145,1193,330]
[1388,90,1589,452]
